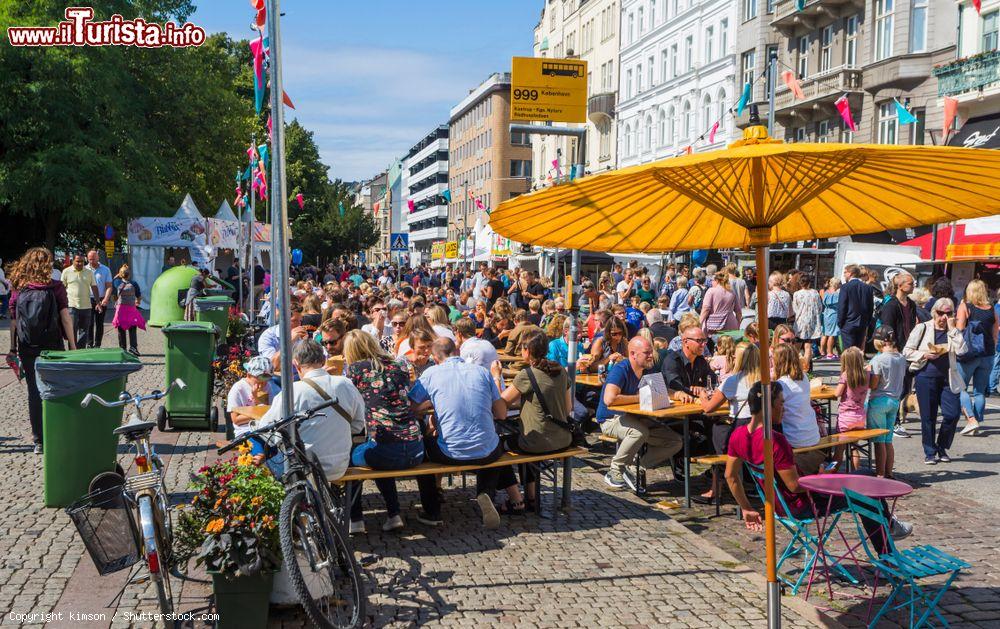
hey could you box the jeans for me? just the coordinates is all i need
[991,348,1000,396]
[69,307,92,348]
[0,293,8,317]
[840,327,866,351]
[348,439,424,521]
[19,351,43,445]
[958,355,993,424]
[90,305,106,347]
[914,374,961,459]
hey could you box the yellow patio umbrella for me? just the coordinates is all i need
[490,123,1000,624]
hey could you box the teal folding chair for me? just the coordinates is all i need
[843,488,970,628]
[745,463,857,595]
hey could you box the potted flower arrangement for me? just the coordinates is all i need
[175,444,284,628]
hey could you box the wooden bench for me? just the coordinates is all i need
[792,428,889,473]
[333,447,588,520]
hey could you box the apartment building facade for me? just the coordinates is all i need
[531,0,621,186]
[735,0,956,146]
[617,0,740,168]
[933,0,1000,146]
[448,73,532,249]
[401,125,450,261]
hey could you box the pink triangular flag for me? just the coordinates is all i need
[246,146,257,161]
[407,199,415,212]
[708,121,720,144]
[282,91,295,109]
[974,0,982,13]
[295,193,304,210]
[475,198,485,211]
[781,71,805,99]
[267,115,273,140]
[249,36,264,83]
[835,95,857,132]
[943,97,959,137]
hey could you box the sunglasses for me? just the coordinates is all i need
[322,337,341,346]
[936,310,953,316]
[391,321,406,326]
[684,337,708,344]
[779,335,795,343]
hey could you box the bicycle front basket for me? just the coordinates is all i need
[65,486,141,575]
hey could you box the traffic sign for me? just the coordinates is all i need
[511,56,588,123]
[390,233,409,251]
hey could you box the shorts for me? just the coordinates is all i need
[867,397,899,443]
[838,414,866,434]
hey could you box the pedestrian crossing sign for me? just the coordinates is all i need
[390,233,409,251]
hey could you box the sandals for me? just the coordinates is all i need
[498,500,526,516]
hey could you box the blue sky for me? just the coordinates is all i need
[191,1,541,182]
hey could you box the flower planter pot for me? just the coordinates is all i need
[211,571,274,629]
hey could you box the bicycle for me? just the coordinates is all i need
[218,399,366,629]
[69,379,186,616]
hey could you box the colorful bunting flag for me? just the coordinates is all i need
[781,71,805,99]
[253,68,264,115]
[974,0,982,14]
[835,95,857,132]
[474,198,485,211]
[685,146,693,155]
[257,144,269,170]
[894,98,918,125]
[241,165,252,181]
[943,97,959,137]
[246,145,258,162]
[441,189,451,203]
[795,0,806,9]
[249,36,264,83]
[282,91,295,109]
[407,199,415,212]
[551,158,562,180]
[267,115,273,140]
[737,82,752,116]
[295,193,304,210]
[255,5,266,29]
[708,121,720,144]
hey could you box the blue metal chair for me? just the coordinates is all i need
[843,488,970,628]
[744,463,858,595]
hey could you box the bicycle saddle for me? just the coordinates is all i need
[113,421,157,437]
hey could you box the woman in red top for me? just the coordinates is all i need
[8,247,76,454]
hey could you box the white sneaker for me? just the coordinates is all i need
[893,424,910,438]
[381,514,404,532]
[960,421,979,437]
[348,520,366,535]
[476,493,500,529]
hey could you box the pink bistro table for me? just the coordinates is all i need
[797,474,913,601]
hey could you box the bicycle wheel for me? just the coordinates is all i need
[137,494,174,615]
[279,488,365,629]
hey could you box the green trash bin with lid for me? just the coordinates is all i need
[205,276,236,299]
[36,348,142,508]
[194,296,233,343]
[160,321,219,432]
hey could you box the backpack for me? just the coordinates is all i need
[960,302,988,360]
[16,286,62,353]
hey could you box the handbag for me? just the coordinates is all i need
[525,367,586,448]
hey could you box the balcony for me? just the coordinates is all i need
[406,205,449,226]
[409,226,448,243]
[588,91,616,124]
[863,53,935,92]
[934,50,1000,97]
[774,66,863,122]
[771,0,864,35]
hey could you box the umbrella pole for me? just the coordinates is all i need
[756,245,780,628]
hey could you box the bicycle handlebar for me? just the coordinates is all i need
[216,399,338,455]
[81,379,187,409]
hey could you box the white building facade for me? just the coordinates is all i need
[401,125,450,263]
[531,0,621,187]
[617,0,740,168]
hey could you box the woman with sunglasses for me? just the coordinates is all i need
[904,298,968,465]
[588,317,629,373]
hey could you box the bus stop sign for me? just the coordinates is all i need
[511,56,587,124]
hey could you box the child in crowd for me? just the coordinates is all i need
[710,334,737,383]
[867,327,908,478]
[527,299,542,326]
[833,346,871,470]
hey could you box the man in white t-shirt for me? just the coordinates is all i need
[616,269,635,305]
[472,263,489,301]
[453,317,497,370]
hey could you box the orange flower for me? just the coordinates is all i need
[236,441,252,454]
[250,496,263,507]
[205,518,225,534]
[228,495,244,504]
[237,453,254,467]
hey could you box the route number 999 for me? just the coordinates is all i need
[513,89,539,101]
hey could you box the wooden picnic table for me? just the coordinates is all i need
[575,373,603,388]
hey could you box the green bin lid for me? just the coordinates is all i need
[195,295,234,304]
[38,347,141,364]
[162,321,220,335]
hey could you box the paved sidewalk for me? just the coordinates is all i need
[0,326,831,628]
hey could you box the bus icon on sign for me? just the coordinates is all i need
[541,61,583,78]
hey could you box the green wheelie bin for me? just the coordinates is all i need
[194,296,234,343]
[159,321,219,432]
[35,348,142,508]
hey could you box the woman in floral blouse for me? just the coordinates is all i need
[343,330,425,534]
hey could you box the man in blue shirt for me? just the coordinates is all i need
[409,338,520,529]
[86,250,113,347]
[598,337,683,491]
[668,275,691,323]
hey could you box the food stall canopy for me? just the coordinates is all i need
[900,215,1000,259]
[948,114,1000,150]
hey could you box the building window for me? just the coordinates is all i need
[671,43,679,77]
[845,15,859,66]
[984,11,999,52]
[626,68,633,99]
[651,0,657,26]
[795,127,806,143]
[683,101,694,138]
[910,0,927,52]
[638,7,644,33]
[720,19,728,57]
[658,109,667,146]
[741,49,755,88]
[637,64,643,92]
[628,12,635,43]
[767,0,777,13]
[820,26,833,72]
[875,0,894,61]
[818,120,829,143]
[599,119,612,159]
[510,130,531,146]
[510,159,532,178]
[797,36,809,79]
[648,56,654,86]
[702,97,712,134]
[685,35,694,70]
[645,116,654,151]
[667,107,676,145]
[743,0,757,21]
[911,108,926,145]
[878,101,898,145]
[705,27,714,63]
[661,50,669,82]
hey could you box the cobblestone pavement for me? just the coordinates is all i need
[0,326,833,628]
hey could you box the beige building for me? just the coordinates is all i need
[447,72,532,250]
[735,0,956,146]
[531,0,621,186]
